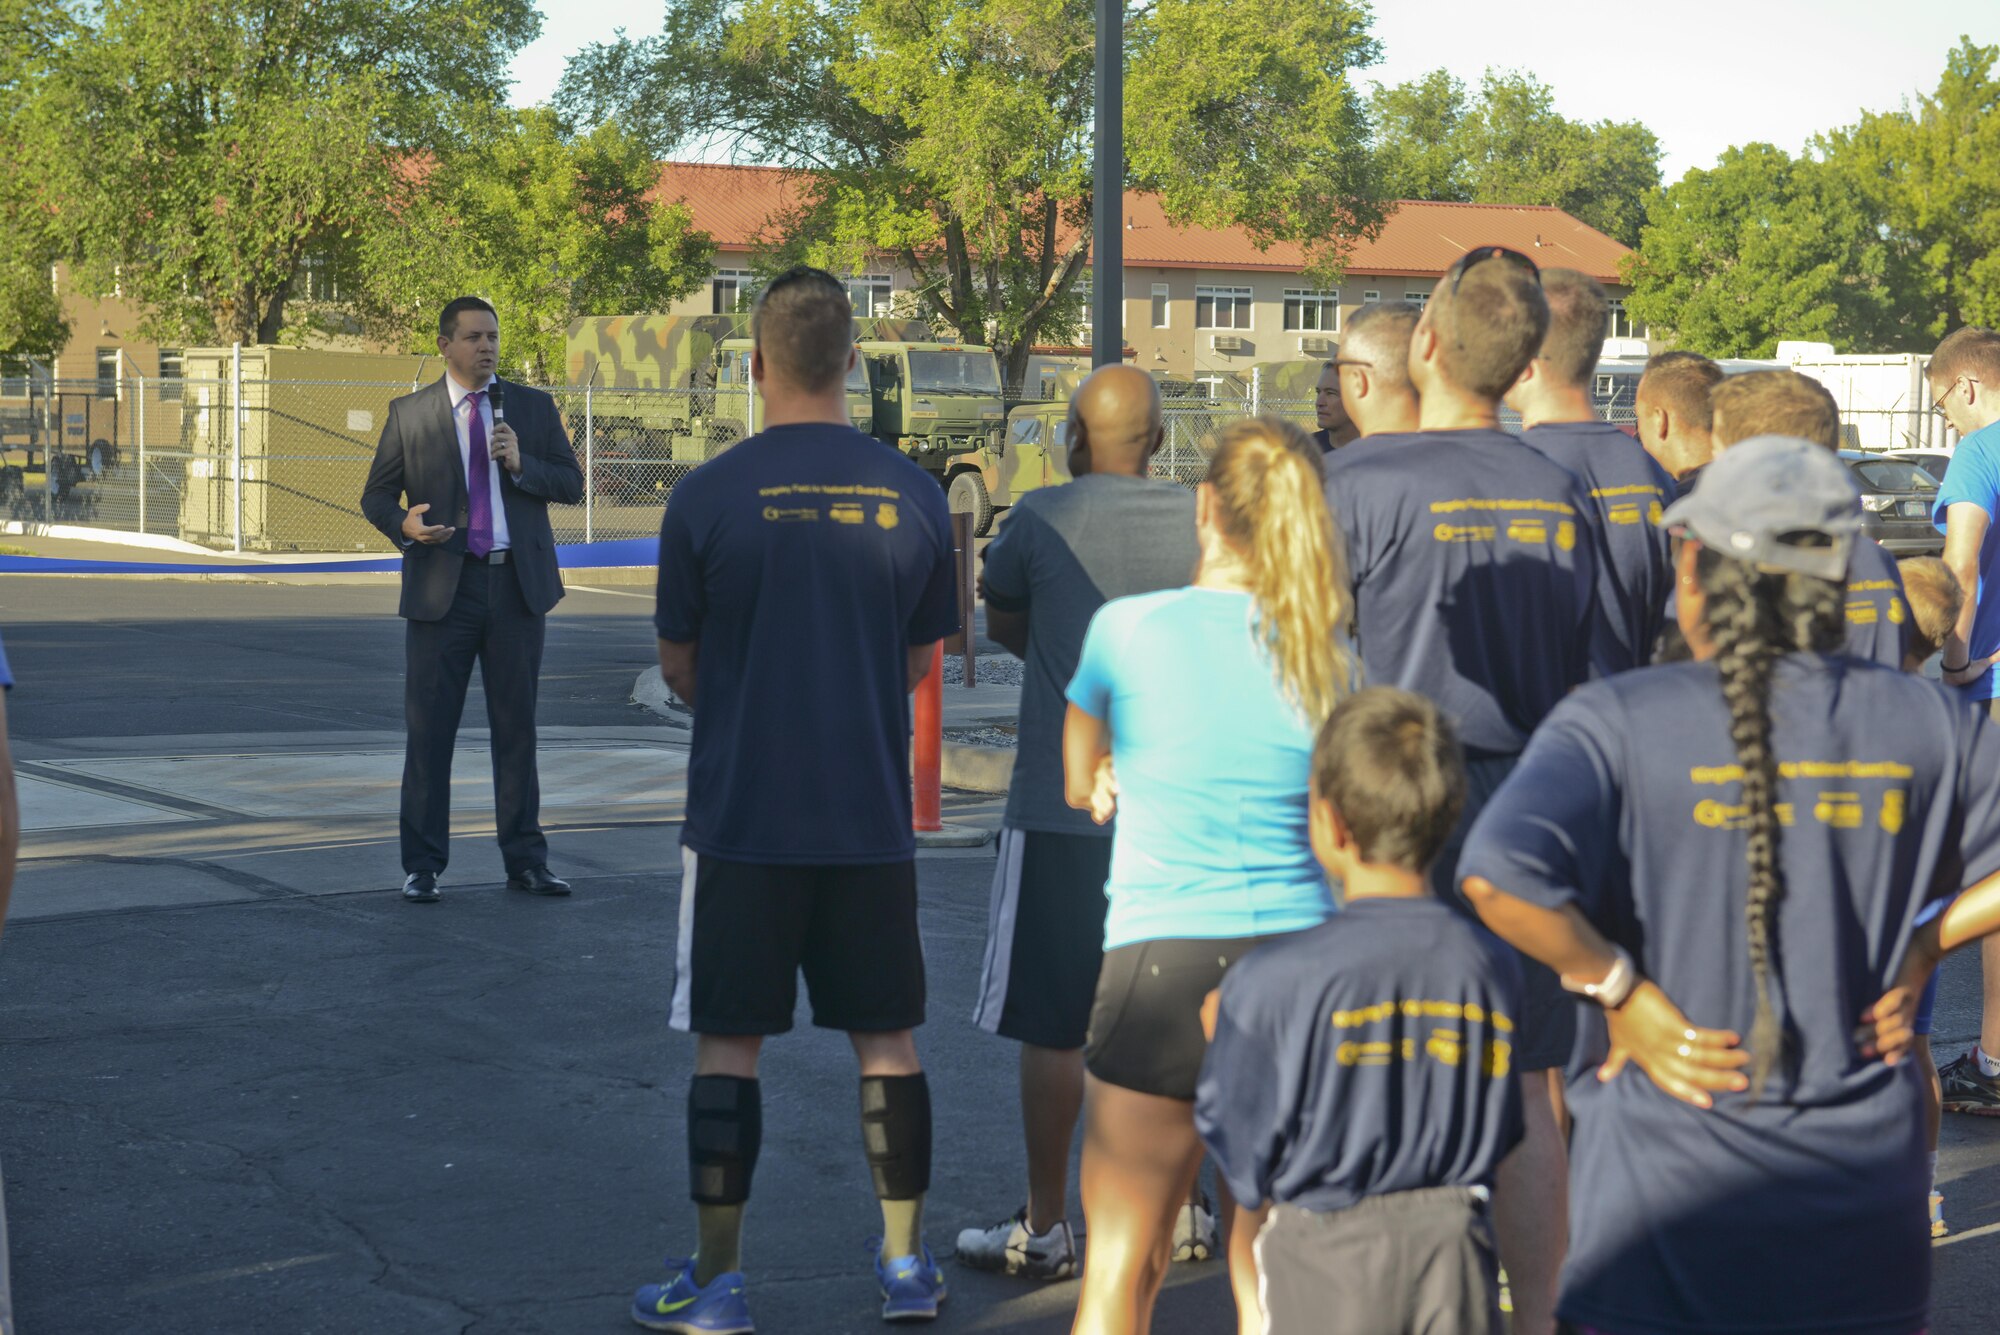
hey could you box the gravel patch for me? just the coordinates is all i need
[946,725,1018,750]
[941,654,1023,688]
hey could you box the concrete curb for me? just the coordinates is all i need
[938,740,1014,794]
[915,823,997,848]
[628,667,1013,796]
[2,521,223,555]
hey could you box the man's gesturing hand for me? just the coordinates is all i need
[490,422,523,475]
[402,502,456,544]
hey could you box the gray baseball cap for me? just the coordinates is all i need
[1658,434,1865,582]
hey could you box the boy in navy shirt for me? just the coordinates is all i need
[1198,688,1522,1335]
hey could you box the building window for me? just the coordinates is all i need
[1405,291,1430,309]
[297,254,339,303]
[96,348,120,399]
[1196,285,1253,330]
[846,274,893,318]
[1363,290,1380,303]
[711,270,755,314]
[1282,290,1340,333]
[1607,298,1645,340]
[158,348,184,402]
[1076,277,1092,329]
[1151,283,1170,328]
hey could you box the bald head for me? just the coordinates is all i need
[1067,365,1163,477]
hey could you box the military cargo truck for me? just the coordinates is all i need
[1231,358,1329,405]
[859,338,1006,481]
[565,315,1002,494]
[946,367,1217,535]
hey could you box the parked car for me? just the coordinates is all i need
[1889,447,1954,484]
[1842,450,1943,555]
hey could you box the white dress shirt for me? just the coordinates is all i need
[445,372,512,552]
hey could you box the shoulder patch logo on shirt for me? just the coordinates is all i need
[876,502,899,530]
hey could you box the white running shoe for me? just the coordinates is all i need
[953,1208,1078,1279]
[1172,1194,1218,1263]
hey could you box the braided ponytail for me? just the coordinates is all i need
[1695,548,1845,1098]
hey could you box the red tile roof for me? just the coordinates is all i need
[654,162,1631,284]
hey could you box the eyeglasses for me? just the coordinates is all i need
[1933,376,1978,417]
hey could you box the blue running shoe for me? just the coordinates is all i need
[875,1242,947,1322]
[631,1257,753,1333]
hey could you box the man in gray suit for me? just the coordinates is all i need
[361,296,584,902]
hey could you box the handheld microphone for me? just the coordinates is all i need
[488,380,506,424]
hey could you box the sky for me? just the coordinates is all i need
[507,1,1993,185]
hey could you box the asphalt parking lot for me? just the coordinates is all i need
[0,574,1995,1332]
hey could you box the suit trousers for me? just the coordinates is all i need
[401,556,549,875]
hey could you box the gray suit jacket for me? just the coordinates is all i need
[360,377,584,621]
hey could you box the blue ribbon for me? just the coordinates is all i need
[0,537,658,575]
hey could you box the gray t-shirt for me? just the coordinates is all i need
[982,472,1199,835]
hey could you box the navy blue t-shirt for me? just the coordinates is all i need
[1196,897,1523,1213]
[1843,536,1910,669]
[1520,421,1674,675]
[655,423,959,864]
[1459,658,2000,1335]
[1324,429,1598,757]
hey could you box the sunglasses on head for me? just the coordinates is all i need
[1446,246,1541,301]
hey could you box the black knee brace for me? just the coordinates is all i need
[688,1075,761,1206]
[859,1074,931,1200]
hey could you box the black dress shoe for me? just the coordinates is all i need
[402,872,441,903]
[508,865,571,897]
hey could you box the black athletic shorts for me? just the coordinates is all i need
[1432,753,1576,1073]
[1086,934,1286,1100]
[669,848,925,1036]
[972,828,1113,1050]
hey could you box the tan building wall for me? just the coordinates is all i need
[647,252,1640,391]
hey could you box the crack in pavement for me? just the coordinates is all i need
[3,1093,487,1327]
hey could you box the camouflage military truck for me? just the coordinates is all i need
[567,314,999,499]
[860,338,1006,487]
[1231,358,1330,408]
[948,367,1218,535]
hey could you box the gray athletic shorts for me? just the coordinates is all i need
[1,1157,13,1335]
[1255,1187,1501,1335]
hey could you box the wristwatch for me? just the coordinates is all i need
[1561,947,1639,1010]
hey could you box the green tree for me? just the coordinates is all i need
[1370,69,1661,246]
[357,109,717,382]
[0,0,72,357]
[21,0,540,348]
[1820,37,2000,342]
[1619,143,1896,357]
[560,0,1387,387]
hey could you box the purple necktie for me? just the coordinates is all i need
[465,390,493,558]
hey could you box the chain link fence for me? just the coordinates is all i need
[0,373,1939,553]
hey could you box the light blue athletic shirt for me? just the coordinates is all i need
[1067,587,1336,949]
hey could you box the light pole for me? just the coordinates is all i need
[1091,0,1122,368]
